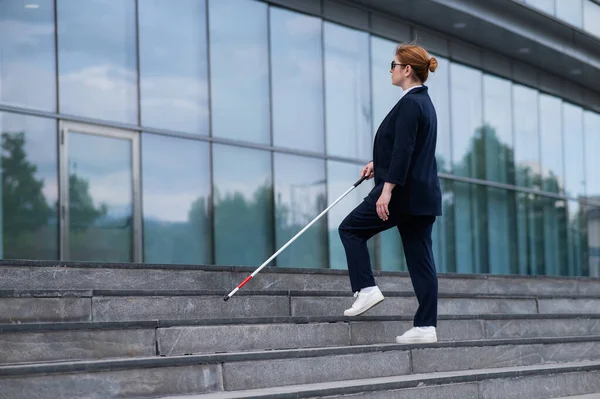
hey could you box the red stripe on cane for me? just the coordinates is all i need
[237,276,253,289]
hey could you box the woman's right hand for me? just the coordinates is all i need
[361,161,374,179]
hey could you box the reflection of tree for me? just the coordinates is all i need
[2,132,53,236]
[213,181,274,266]
[442,123,576,276]
[68,165,107,231]
[2,132,56,259]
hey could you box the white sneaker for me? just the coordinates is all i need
[343,287,385,316]
[395,326,437,344]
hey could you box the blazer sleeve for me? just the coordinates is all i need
[386,98,420,186]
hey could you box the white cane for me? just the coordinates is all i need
[223,175,368,301]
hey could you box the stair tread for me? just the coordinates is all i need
[155,360,600,398]
[2,335,600,375]
[1,288,598,300]
[3,313,600,333]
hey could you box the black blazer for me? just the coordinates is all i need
[366,85,442,216]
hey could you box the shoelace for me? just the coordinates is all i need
[353,291,359,298]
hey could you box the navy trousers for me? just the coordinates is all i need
[338,199,438,327]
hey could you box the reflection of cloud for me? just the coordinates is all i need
[60,64,137,123]
[141,74,209,132]
[0,20,54,46]
[144,192,199,222]
[285,14,322,37]
[88,171,132,207]
[0,60,56,111]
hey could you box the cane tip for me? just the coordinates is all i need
[223,295,230,302]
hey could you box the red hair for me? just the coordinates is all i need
[395,43,438,83]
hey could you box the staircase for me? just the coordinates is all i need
[1,260,600,398]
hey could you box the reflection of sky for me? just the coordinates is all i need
[524,0,555,15]
[209,0,270,144]
[139,0,209,134]
[0,0,56,111]
[370,36,399,138]
[0,112,57,203]
[562,102,585,198]
[270,7,324,153]
[484,75,512,147]
[324,22,371,160]
[141,133,210,222]
[450,63,483,176]
[513,84,540,178]
[213,144,271,200]
[483,75,512,182]
[539,94,564,188]
[584,112,600,197]
[57,0,137,123]
[583,0,600,37]
[274,153,326,225]
[326,160,372,230]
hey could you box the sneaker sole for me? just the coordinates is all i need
[344,296,385,317]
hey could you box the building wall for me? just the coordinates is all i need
[0,0,599,276]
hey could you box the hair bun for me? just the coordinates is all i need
[428,57,438,73]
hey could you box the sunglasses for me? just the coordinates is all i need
[391,61,408,69]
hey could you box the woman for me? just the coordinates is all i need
[338,43,442,344]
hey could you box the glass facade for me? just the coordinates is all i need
[1,0,599,277]
[522,0,600,39]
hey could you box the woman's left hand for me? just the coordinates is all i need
[376,190,392,221]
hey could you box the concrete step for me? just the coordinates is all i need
[3,314,599,364]
[2,260,600,297]
[2,357,599,398]
[1,289,599,324]
[156,361,600,399]
[556,395,600,399]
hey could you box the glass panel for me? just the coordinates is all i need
[556,0,583,27]
[450,64,483,274]
[213,144,273,266]
[274,153,327,268]
[453,181,473,273]
[427,56,451,174]
[370,36,399,141]
[513,85,541,189]
[516,192,545,275]
[584,0,600,38]
[567,200,587,276]
[209,0,269,144]
[487,188,518,274]
[139,0,209,134]
[585,205,600,277]
[324,22,370,159]
[450,63,483,179]
[0,0,56,111]
[67,132,132,261]
[57,0,137,124]
[483,75,516,275]
[1,113,58,259]
[584,112,600,277]
[483,75,514,184]
[524,0,555,14]
[563,103,585,199]
[539,94,564,194]
[327,161,375,270]
[584,111,600,199]
[270,7,324,153]
[142,133,211,264]
[432,178,455,273]
[542,197,568,275]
